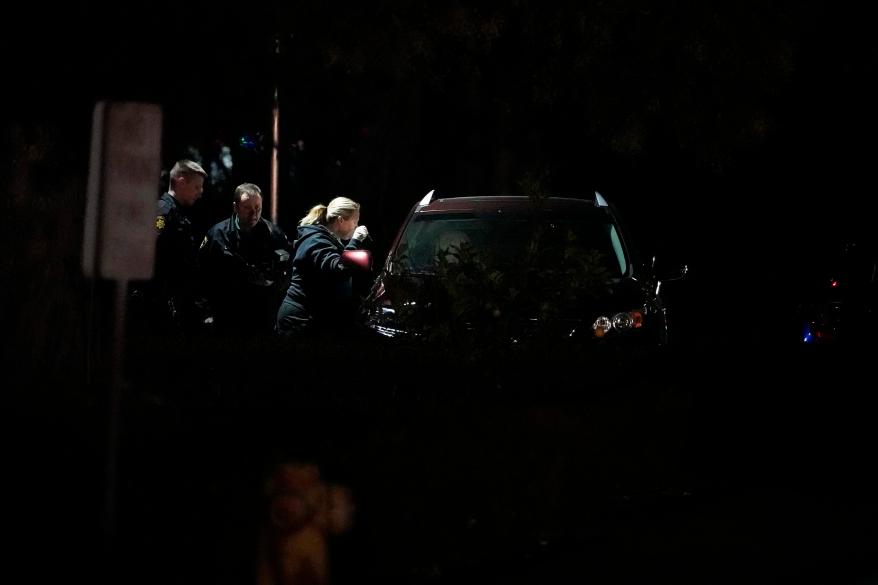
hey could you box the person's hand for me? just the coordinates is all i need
[351,225,369,242]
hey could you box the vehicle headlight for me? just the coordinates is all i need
[368,300,419,338]
[592,310,644,337]
[592,316,612,338]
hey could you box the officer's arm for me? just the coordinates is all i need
[310,238,348,275]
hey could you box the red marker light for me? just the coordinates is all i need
[830,279,838,288]
[341,249,372,271]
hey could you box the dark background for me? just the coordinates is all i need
[6,1,877,328]
[4,1,878,583]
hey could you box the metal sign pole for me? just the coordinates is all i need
[102,278,128,549]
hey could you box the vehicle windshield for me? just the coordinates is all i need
[393,209,629,278]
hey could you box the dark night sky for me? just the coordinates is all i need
[11,4,875,195]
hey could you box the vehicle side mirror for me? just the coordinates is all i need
[651,254,688,282]
[341,249,372,271]
[662,263,688,282]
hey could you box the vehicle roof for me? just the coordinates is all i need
[416,196,605,215]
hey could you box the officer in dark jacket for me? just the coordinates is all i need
[276,197,370,336]
[152,159,207,332]
[200,183,292,335]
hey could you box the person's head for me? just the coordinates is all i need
[233,183,263,231]
[299,196,360,240]
[168,160,206,207]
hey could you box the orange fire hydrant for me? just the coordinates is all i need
[257,463,354,585]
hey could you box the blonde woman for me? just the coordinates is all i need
[276,197,370,336]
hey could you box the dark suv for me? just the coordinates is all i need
[362,191,686,350]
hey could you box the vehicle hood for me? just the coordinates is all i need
[366,270,656,343]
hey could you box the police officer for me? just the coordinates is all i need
[152,159,207,332]
[199,183,292,336]
[276,197,370,337]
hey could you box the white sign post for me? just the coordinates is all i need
[83,101,162,553]
[83,101,162,279]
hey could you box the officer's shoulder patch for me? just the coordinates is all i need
[155,215,166,232]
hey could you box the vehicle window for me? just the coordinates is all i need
[395,211,627,278]
[609,225,627,275]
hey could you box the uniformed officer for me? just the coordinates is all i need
[153,159,207,332]
[276,197,370,337]
[199,182,292,335]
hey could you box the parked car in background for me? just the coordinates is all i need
[798,238,877,345]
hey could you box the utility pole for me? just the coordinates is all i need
[270,33,281,223]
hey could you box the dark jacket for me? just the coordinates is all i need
[200,215,291,335]
[276,224,367,335]
[153,192,201,328]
